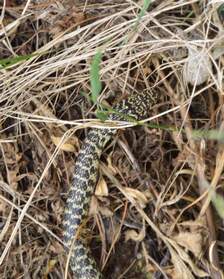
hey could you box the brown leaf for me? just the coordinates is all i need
[51,135,79,152]
[170,248,196,279]
[183,46,212,86]
[173,232,203,257]
[125,228,145,242]
[107,154,117,175]
[0,200,7,212]
[121,187,148,208]
[43,259,57,279]
[98,206,113,218]
[95,177,108,197]
[89,196,99,216]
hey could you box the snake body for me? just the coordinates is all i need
[63,92,155,279]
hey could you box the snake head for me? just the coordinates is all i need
[112,92,157,121]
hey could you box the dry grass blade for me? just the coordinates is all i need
[0,139,63,265]
[1,0,224,278]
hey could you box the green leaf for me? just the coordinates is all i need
[137,0,151,20]
[96,109,108,121]
[192,129,224,142]
[130,0,151,34]
[0,53,37,69]
[218,3,224,22]
[90,51,102,104]
[212,193,224,219]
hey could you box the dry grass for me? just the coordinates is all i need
[0,0,224,278]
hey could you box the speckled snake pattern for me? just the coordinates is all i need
[63,92,156,279]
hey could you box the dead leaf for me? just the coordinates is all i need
[173,232,203,257]
[44,259,57,279]
[125,228,145,242]
[49,242,64,254]
[169,247,196,279]
[183,46,212,86]
[0,200,7,212]
[212,43,224,60]
[98,206,113,217]
[121,187,148,208]
[107,154,117,175]
[51,135,79,152]
[168,239,208,278]
[95,177,108,197]
[89,196,99,216]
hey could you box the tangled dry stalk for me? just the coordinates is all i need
[0,0,224,278]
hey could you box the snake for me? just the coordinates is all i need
[63,92,156,279]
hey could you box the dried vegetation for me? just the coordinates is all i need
[0,0,224,278]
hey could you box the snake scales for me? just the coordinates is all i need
[63,92,156,279]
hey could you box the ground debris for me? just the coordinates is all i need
[0,1,223,278]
